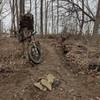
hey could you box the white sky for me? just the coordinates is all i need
[1,0,98,32]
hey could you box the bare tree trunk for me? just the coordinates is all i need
[35,0,37,31]
[13,0,16,33]
[0,19,1,32]
[0,0,3,15]
[79,0,84,34]
[93,0,100,34]
[51,0,53,34]
[10,0,16,32]
[20,0,25,16]
[15,0,19,31]
[57,0,59,34]
[40,0,43,36]
[9,0,16,35]
[0,0,3,32]
[45,0,48,35]
[30,0,32,12]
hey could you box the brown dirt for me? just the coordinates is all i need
[0,36,100,100]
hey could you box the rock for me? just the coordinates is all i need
[41,79,52,91]
[34,82,47,91]
[34,74,59,91]
[59,88,63,91]
[47,74,55,83]
[52,79,61,88]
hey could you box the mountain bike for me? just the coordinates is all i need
[17,30,42,64]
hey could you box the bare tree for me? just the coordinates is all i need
[51,0,54,33]
[20,0,25,16]
[35,0,37,31]
[9,0,16,32]
[0,0,3,15]
[1,0,98,35]
[30,0,32,12]
[79,0,84,34]
[57,0,59,34]
[0,0,3,32]
[45,0,48,35]
[40,0,43,36]
[93,0,100,34]
[15,0,19,31]
[58,0,95,34]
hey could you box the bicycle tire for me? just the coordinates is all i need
[28,43,42,64]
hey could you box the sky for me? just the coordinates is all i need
[1,0,98,32]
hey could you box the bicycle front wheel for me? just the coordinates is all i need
[28,43,42,64]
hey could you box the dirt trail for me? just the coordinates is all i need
[0,37,100,100]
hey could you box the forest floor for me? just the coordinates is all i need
[0,34,100,100]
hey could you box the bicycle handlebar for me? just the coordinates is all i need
[22,31,37,41]
[32,31,37,35]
